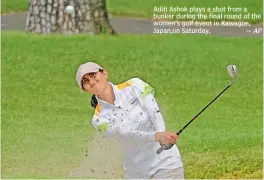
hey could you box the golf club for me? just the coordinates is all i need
[156,65,238,154]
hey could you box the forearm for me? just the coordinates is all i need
[92,119,156,143]
[106,126,156,142]
[143,93,166,132]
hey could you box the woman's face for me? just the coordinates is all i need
[81,70,108,95]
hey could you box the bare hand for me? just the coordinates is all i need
[155,132,179,145]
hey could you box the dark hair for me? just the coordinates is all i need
[91,94,98,108]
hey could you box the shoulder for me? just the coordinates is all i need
[116,77,155,96]
[116,77,151,90]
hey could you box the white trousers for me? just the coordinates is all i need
[150,167,184,179]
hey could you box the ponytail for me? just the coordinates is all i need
[91,94,98,108]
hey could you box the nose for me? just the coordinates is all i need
[89,79,96,86]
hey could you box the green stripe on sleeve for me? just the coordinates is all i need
[142,83,154,97]
[98,124,108,132]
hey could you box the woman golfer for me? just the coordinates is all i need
[76,62,184,179]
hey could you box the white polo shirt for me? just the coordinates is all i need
[91,78,183,179]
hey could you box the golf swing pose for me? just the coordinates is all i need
[156,65,238,154]
[76,62,184,179]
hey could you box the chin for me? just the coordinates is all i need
[92,89,102,96]
[92,83,107,95]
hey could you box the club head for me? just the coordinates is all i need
[227,65,238,80]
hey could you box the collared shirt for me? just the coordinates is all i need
[91,78,183,179]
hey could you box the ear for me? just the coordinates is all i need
[103,70,108,78]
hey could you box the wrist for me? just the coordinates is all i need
[147,131,157,142]
[154,132,161,142]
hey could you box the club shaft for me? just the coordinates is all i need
[178,82,233,134]
[156,80,235,154]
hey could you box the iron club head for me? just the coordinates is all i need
[227,65,238,80]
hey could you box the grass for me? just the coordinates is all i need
[1,31,263,179]
[1,0,263,23]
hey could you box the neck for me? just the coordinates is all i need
[97,83,115,105]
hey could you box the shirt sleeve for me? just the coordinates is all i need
[130,77,155,97]
[131,78,166,132]
[91,114,156,142]
[143,93,166,132]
